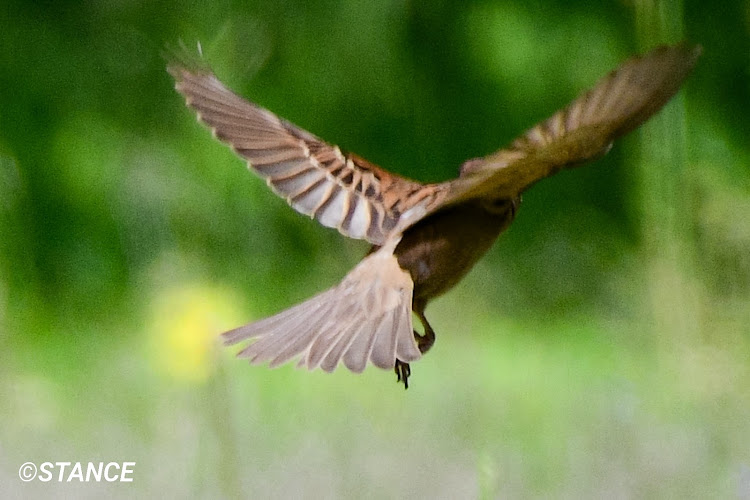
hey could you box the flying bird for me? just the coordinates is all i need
[168,42,700,388]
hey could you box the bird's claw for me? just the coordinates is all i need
[393,327,433,389]
[395,360,411,389]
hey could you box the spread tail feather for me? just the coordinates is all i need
[222,247,421,373]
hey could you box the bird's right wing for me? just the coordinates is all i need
[437,42,701,207]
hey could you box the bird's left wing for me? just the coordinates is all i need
[168,49,443,245]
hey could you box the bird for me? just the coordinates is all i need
[168,41,701,388]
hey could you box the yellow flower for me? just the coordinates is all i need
[148,284,243,383]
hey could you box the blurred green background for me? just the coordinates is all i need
[2,0,749,497]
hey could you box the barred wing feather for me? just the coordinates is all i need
[168,54,437,245]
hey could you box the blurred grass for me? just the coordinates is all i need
[2,0,750,498]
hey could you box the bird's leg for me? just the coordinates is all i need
[413,307,436,354]
[394,302,435,389]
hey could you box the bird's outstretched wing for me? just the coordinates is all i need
[168,49,441,246]
[169,42,700,244]
[441,43,701,205]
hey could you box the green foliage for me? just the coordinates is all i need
[1,0,749,497]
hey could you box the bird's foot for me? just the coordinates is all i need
[394,360,411,389]
[393,326,433,389]
[415,330,435,354]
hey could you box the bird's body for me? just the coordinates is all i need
[168,41,700,388]
[394,197,519,306]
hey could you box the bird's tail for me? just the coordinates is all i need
[222,248,421,373]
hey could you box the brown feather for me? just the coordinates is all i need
[445,43,702,206]
[168,57,437,245]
